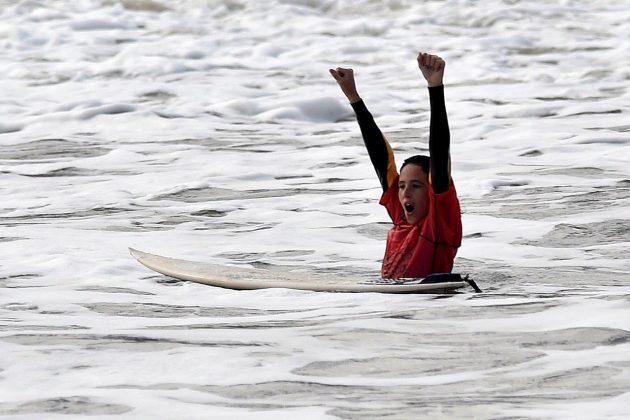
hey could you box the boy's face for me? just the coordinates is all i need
[398,164,429,225]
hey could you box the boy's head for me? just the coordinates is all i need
[400,155,430,175]
[398,155,430,225]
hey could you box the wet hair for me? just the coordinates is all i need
[400,155,430,175]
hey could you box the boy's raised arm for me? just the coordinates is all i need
[417,52,451,194]
[330,67,396,191]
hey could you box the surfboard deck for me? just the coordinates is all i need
[129,248,469,294]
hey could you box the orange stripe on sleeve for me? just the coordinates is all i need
[383,135,398,189]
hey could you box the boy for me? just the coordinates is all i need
[330,52,462,279]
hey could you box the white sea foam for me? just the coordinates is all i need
[1,0,629,418]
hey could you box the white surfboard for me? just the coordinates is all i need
[129,248,470,293]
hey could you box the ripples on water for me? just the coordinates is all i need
[1,0,629,418]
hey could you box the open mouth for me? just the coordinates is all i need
[404,202,415,214]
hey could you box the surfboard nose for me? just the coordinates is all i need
[129,247,142,259]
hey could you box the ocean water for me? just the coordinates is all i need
[1,0,629,418]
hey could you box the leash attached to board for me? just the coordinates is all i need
[463,274,482,293]
[419,273,482,293]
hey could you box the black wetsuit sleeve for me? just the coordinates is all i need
[350,100,391,191]
[428,85,450,194]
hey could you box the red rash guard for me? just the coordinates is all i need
[379,175,462,278]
